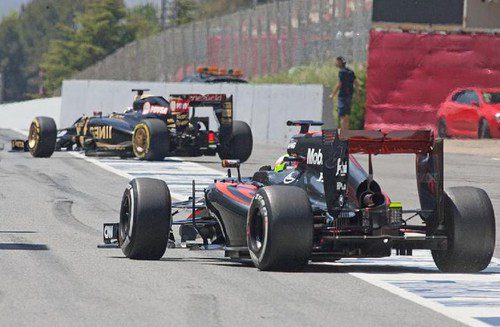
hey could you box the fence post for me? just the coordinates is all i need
[229,16,235,68]
[286,0,293,69]
[265,5,272,75]
[257,12,263,77]
[297,0,305,65]
[248,11,254,78]
[275,0,282,71]
[0,73,3,103]
[238,11,244,71]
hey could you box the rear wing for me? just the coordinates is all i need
[322,129,444,232]
[169,94,233,126]
[169,94,230,108]
[337,130,434,155]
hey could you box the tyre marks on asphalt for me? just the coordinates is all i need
[69,153,225,200]
[334,251,500,327]
[52,199,98,235]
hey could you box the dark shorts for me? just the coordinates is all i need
[338,96,352,117]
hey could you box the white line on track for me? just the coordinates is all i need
[68,152,224,200]
[336,251,500,327]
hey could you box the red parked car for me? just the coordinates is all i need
[437,88,500,138]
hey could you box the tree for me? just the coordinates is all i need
[169,0,198,27]
[18,0,88,96]
[198,0,267,19]
[126,4,161,40]
[0,13,27,102]
[41,0,134,94]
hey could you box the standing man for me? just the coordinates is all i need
[331,56,360,131]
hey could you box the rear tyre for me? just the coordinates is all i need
[478,119,491,139]
[432,187,495,273]
[218,120,253,163]
[437,119,447,138]
[247,186,313,271]
[119,178,172,260]
[28,116,57,158]
[133,119,169,161]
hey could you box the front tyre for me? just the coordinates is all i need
[432,187,495,273]
[247,186,313,271]
[218,120,253,163]
[119,178,172,260]
[28,116,57,158]
[133,119,169,161]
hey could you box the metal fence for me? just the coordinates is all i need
[75,0,372,82]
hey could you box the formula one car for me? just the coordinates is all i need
[102,121,495,272]
[21,90,252,162]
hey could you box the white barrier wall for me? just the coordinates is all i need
[0,97,61,131]
[61,80,334,145]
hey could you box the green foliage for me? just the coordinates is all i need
[350,67,366,130]
[252,63,367,129]
[170,0,198,26]
[0,0,163,100]
[41,0,135,94]
[18,0,88,95]
[0,13,27,101]
[126,4,160,39]
[199,0,254,18]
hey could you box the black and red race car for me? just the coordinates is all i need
[16,90,253,162]
[102,121,495,272]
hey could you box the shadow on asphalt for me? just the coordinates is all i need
[105,255,500,274]
[0,243,49,251]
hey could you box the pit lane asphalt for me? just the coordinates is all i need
[0,129,497,327]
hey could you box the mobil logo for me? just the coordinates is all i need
[307,148,323,165]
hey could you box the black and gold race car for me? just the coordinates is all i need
[102,121,495,272]
[17,89,253,162]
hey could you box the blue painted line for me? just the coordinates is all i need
[476,317,500,326]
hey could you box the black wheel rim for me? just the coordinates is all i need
[249,208,265,254]
[119,191,132,241]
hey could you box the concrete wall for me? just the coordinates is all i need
[465,0,500,29]
[0,97,61,131]
[61,80,334,145]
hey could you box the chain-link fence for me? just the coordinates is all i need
[75,0,372,82]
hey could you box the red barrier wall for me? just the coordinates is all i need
[365,30,500,131]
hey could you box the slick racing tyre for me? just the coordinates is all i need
[247,186,313,271]
[218,120,253,163]
[28,116,57,158]
[478,119,491,139]
[432,187,495,273]
[119,178,172,260]
[133,119,169,161]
